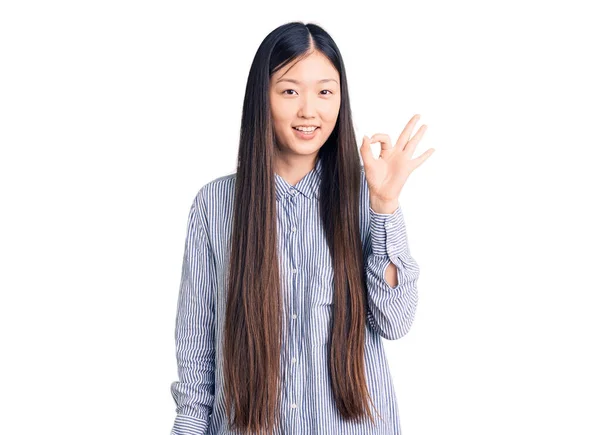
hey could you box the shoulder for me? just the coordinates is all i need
[196,172,236,201]
[192,172,237,216]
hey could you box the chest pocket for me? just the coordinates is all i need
[307,266,334,346]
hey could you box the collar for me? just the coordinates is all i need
[274,156,323,201]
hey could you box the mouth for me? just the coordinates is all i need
[292,126,320,139]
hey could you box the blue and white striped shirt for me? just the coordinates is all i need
[170,156,420,434]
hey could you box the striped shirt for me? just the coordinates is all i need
[170,156,420,434]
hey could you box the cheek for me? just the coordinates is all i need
[270,107,294,129]
[270,110,289,132]
[324,99,341,119]
[269,93,290,121]
[321,105,340,127]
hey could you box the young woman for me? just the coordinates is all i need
[170,21,434,435]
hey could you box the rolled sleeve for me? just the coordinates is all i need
[368,205,408,258]
[365,203,420,340]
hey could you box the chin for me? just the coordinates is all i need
[289,143,323,155]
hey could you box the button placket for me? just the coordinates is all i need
[285,188,300,415]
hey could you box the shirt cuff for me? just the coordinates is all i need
[172,413,210,435]
[369,205,408,257]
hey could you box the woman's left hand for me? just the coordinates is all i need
[360,114,435,213]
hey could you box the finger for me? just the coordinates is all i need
[411,148,435,170]
[369,133,393,158]
[396,114,421,150]
[404,124,428,158]
[360,135,377,167]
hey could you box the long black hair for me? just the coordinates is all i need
[223,21,381,434]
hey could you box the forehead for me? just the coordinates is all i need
[272,52,339,85]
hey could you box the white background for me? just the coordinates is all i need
[1,1,599,434]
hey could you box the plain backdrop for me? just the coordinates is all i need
[1,1,599,434]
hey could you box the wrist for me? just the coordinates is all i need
[370,197,399,214]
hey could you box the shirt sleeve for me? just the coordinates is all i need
[170,189,216,434]
[364,204,420,340]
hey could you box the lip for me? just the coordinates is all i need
[292,126,319,140]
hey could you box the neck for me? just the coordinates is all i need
[274,152,319,186]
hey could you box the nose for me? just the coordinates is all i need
[298,93,317,119]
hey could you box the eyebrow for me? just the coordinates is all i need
[275,78,339,85]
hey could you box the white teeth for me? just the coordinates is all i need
[294,126,317,132]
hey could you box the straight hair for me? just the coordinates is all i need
[223,21,382,434]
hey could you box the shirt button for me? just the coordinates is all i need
[291,226,297,232]
[292,313,297,319]
[291,403,297,409]
[291,357,297,363]
[292,268,297,273]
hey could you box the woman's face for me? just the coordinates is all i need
[269,51,341,159]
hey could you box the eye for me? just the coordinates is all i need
[282,89,334,96]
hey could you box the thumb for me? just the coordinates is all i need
[359,135,376,167]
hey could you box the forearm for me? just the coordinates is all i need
[365,198,420,340]
[371,197,401,288]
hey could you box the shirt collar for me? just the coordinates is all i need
[274,156,323,201]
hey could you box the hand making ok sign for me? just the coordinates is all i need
[360,114,435,212]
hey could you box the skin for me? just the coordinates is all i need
[269,51,435,287]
